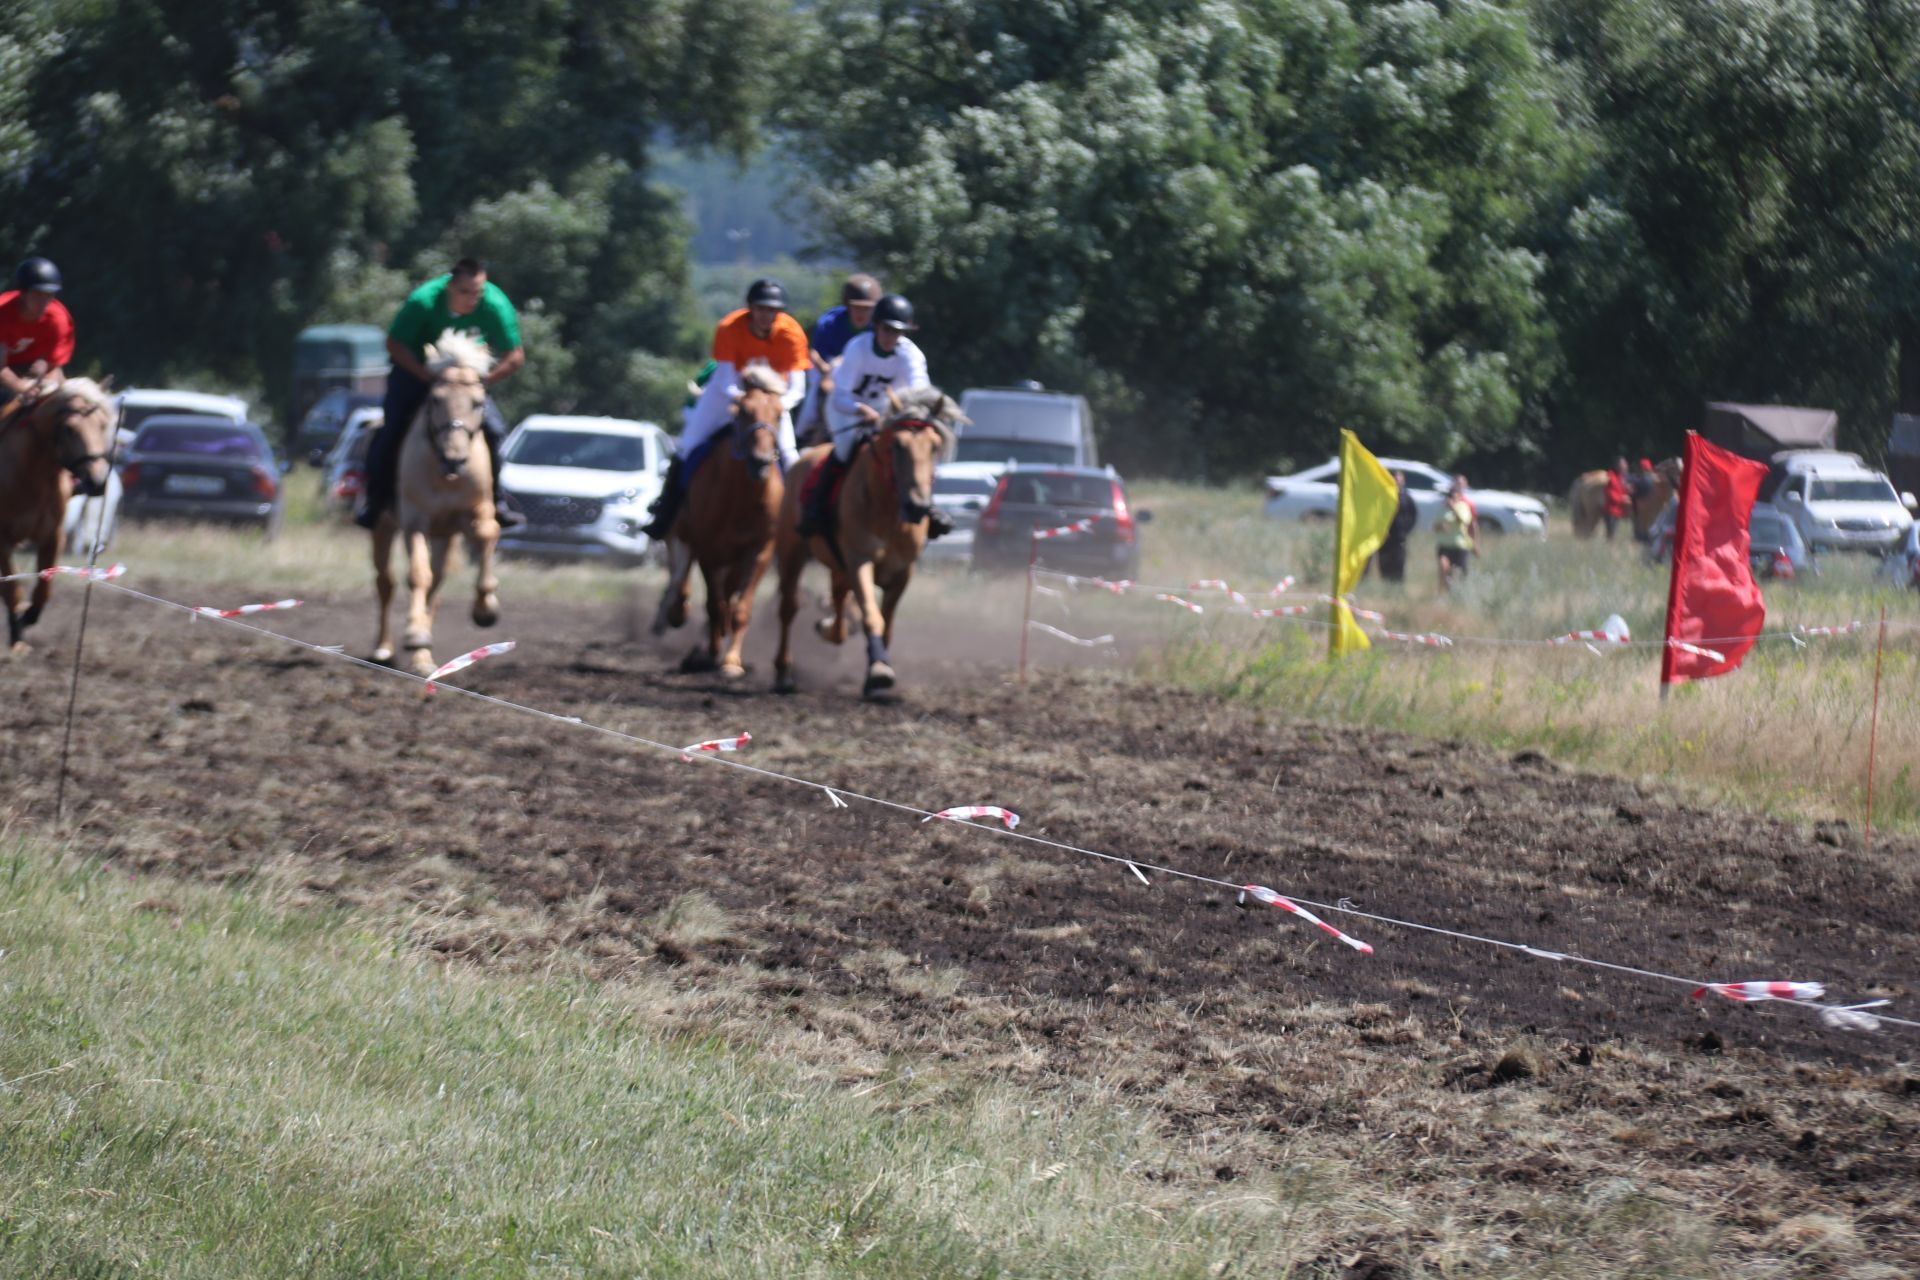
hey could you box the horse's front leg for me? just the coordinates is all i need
[879,563,912,652]
[719,543,774,680]
[371,519,397,663]
[402,527,437,673]
[19,533,58,634]
[849,558,894,698]
[1,545,22,653]
[772,538,805,693]
[469,519,500,628]
[651,536,695,636]
[680,558,722,674]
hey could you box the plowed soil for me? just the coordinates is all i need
[5,578,1918,1273]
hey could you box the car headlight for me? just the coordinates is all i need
[609,487,648,508]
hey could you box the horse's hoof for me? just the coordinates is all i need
[409,651,437,677]
[403,631,431,650]
[666,602,689,630]
[862,662,896,699]
[371,646,395,665]
[472,598,499,628]
[8,641,29,656]
[772,670,797,695]
[680,649,719,674]
[814,617,844,645]
[719,662,746,680]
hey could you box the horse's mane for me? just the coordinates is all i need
[426,330,495,377]
[887,385,967,461]
[54,377,114,417]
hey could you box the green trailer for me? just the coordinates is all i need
[290,323,388,458]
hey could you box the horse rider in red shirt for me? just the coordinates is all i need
[0,258,74,416]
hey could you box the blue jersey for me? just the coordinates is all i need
[811,305,861,361]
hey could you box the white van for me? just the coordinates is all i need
[1770,454,1916,554]
[953,385,1098,468]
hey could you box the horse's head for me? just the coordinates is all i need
[422,331,495,479]
[881,386,965,525]
[36,379,116,496]
[729,367,786,480]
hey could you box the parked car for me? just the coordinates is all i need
[955,384,1099,468]
[922,468,998,563]
[497,415,673,565]
[115,388,249,453]
[294,387,382,466]
[1264,458,1548,536]
[320,406,384,518]
[970,465,1148,577]
[1747,502,1813,580]
[1770,462,1915,554]
[119,415,286,537]
[1879,522,1920,590]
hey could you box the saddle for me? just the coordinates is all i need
[798,434,875,526]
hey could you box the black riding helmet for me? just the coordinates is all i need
[745,278,788,310]
[14,257,62,292]
[872,294,916,331]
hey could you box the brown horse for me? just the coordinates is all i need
[1569,458,1681,539]
[649,371,786,678]
[370,332,501,675]
[0,379,116,653]
[771,385,964,698]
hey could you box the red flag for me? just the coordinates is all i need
[1661,433,1768,685]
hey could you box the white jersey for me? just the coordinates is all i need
[827,331,928,428]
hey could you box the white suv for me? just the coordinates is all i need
[1771,461,1915,554]
[497,415,673,565]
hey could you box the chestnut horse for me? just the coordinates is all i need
[370,331,501,675]
[1569,458,1681,539]
[771,385,964,698]
[0,379,116,652]
[649,371,786,678]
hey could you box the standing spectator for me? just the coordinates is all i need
[1435,476,1478,593]
[1375,470,1417,582]
[1603,456,1631,541]
[1627,457,1656,543]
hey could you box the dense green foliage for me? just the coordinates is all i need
[6,0,1918,480]
[0,0,789,426]
[793,0,1920,480]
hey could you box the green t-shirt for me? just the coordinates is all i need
[387,275,522,362]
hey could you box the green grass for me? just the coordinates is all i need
[0,841,1341,1279]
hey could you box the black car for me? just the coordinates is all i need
[120,415,287,537]
[293,388,382,466]
[970,465,1147,576]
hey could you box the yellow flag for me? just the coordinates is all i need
[1329,429,1400,657]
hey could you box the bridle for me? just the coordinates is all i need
[17,391,113,490]
[423,372,485,479]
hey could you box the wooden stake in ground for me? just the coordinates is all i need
[1866,603,1887,849]
[1018,529,1037,684]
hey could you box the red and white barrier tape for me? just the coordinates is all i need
[1027,621,1116,648]
[1377,630,1453,648]
[1795,621,1862,638]
[1250,604,1316,619]
[1553,629,1629,646]
[1320,596,1385,622]
[194,598,301,620]
[1154,593,1205,614]
[923,805,1021,830]
[1241,885,1373,954]
[1692,981,1826,1004]
[37,562,125,581]
[1666,639,1726,663]
[681,730,752,762]
[1033,517,1097,540]
[424,641,516,691]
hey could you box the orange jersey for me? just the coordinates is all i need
[711,308,809,378]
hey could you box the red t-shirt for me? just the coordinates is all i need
[0,291,75,370]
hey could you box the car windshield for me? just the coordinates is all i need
[1750,514,1790,546]
[954,438,1076,466]
[123,404,231,437]
[1809,476,1897,503]
[507,430,648,471]
[935,475,998,497]
[999,474,1114,508]
[135,424,262,457]
[345,426,375,465]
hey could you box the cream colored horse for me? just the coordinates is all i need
[371,332,500,674]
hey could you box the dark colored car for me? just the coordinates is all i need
[120,415,286,537]
[293,387,382,466]
[970,465,1148,576]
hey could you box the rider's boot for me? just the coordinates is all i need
[925,510,955,540]
[642,456,685,540]
[354,459,394,530]
[796,450,848,539]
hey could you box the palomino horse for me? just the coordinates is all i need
[0,379,116,653]
[1569,458,1682,539]
[649,369,786,678]
[370,331,501,675]
[771,385,964,698]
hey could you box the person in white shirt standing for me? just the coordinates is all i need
[799,293,949,538]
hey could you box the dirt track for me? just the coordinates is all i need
[5,579,1919,1269]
